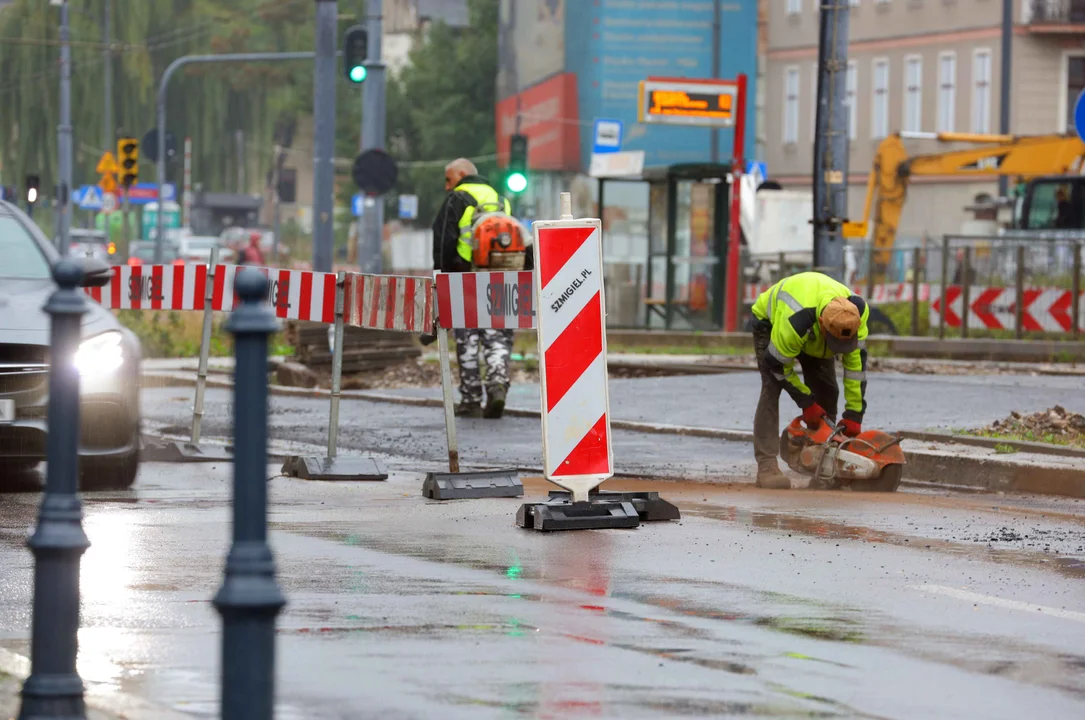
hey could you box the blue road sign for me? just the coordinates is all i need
[1074,90,1085,143]
[351,193,365,217]
[160,183,177,202]
[75,185,103,211]
[593,119,623,154]
[398,194,418,220]
[746,161,767,182]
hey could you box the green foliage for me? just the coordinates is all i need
[993,443,1018,455]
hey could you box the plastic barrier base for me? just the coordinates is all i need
[140,436,233,463]
[516,499,640,531]
[281,455,388,481]
[545,490,681,522]
[422,469,524,500]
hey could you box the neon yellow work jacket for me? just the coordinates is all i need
[453,181,512,263]
[751,272,870,422]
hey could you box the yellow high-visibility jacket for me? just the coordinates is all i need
[453,181,511,264]
[751,272,870,421]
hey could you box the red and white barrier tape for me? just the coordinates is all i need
[346,273,434,333]
[435,271,535,330]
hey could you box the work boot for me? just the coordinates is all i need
[483,387,507,419]
[455,401,482,418]
[755,459,791,490]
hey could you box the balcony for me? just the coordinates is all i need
[1028,0,1085,32]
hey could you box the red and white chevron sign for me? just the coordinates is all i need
[435,271,535,329]
[346,273,434,332]
[534,219,613,497]
[931,286,1084,333]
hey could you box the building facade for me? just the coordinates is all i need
[762,0,1085,245]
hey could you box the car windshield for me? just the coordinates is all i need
[0,215,51,280]
[132,243,178,261]
[187,238,219,250]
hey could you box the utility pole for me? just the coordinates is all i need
[998,0,1013,197]
[811,1,850,280]
[57,0,72,255]
[103,0,111,153]
[313,0,337,272]
[183,136,192,229]
[235,129,245,193]
[710,0,721,164]
[360,0,386,274]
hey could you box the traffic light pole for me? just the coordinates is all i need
[154,51,318,263]
[359,0,386,274]
[57,0,73,255]
[313,0,337,273]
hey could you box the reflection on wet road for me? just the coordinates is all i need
[0,465,1083,718]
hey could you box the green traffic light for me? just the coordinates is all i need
[506,171,527,193]
[349,65,367,83]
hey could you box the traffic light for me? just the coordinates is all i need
[25,175,39,205]
[117,137,139,187]
[343,25,368,83]
[506,134,528,194]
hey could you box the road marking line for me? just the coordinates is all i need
[911,584,1085,623]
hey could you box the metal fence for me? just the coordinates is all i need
[741,235,1083,339]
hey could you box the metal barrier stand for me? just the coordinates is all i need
[421,286,524,500]
[141,248,234,463]
[282,271,387,481]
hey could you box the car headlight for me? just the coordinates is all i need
[75,332,124,376]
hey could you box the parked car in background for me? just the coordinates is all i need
[0,200,142,489]
[60,228,115,264]
[179,234,233,264]
[127,240,183,266]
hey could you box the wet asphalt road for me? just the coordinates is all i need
[0,465,1083,718]
[377,370,1084,434]
[141,387,760,480]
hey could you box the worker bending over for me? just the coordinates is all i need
[750,271,870,489]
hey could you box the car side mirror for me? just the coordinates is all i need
[78,257,113,288]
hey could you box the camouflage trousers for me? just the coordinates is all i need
[454,328,514,406]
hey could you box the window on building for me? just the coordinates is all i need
[846,61,858,140]
[784,66,800,144]
[972,49,992,134]
[937,52,956,133]
[903,56,923,133]
[787,0,802,14]
[872,58,890,139]
[1067,55,1085,134]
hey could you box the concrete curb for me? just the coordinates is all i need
[142,371,1085,499]
[0,647,195,719]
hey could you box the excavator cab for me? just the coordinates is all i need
[1016,176,1085,232]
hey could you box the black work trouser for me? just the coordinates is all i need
[752,319,839,464]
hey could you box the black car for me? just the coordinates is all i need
[0,201,141,489]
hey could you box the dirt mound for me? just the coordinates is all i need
[969,406,1085,448]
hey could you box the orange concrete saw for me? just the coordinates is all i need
[780,417,905,492]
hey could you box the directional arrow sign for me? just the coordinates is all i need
[96,151,119,175]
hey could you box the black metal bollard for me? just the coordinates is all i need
[19,260,91,720]
[213,269,286,719]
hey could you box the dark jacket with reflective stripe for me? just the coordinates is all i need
[751,272,870,422]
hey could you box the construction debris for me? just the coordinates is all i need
[968,406,1085,448]
[284,321,421,374]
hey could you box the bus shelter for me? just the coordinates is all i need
[596,162,737,330]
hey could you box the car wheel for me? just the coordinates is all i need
[81,452,139,491]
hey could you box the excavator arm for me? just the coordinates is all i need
[842,132,1085,265]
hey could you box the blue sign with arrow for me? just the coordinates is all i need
[351,193,365,218]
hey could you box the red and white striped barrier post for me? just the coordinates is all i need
[532,193,613,503]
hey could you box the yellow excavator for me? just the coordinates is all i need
[842,131,1085,266]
